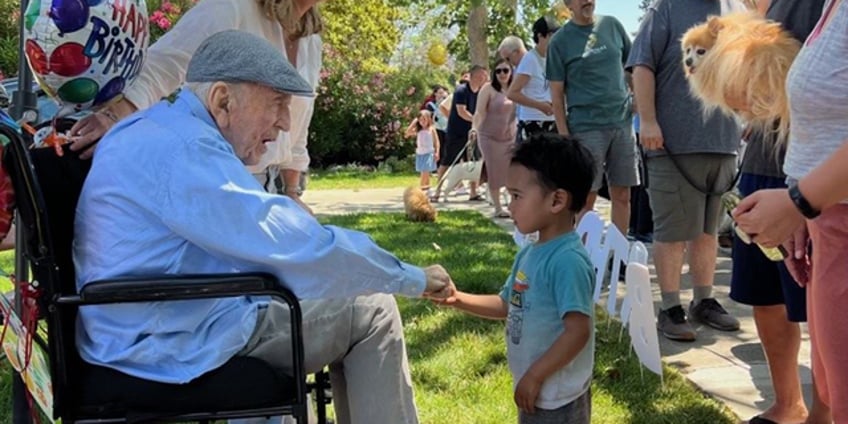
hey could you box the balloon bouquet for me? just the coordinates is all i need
[22,0,149,155]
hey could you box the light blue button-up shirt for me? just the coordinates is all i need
[73,89,426,384]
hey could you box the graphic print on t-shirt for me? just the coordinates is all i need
[508,270,529,345]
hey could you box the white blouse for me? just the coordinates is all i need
[123,0,322,172]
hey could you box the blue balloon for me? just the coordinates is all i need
[49,0,89,34]
[93,77,125,106]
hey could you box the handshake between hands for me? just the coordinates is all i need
[423,265,456,303]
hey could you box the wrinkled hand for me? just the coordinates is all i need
[732,188,804,248]
[514,371,543,414]
[423,265,454,299]
[69,112,116,159]
[783,223,811,287]
[640,119,664,150]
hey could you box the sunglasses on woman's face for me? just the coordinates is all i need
[495,68,511,75]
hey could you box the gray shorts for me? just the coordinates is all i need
[572,125,639,191]
[519,388,591,424]
[646,153,737,242]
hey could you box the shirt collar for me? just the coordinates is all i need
[173,87,219,130]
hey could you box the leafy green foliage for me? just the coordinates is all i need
[321,0,406,73]
[412,0,561,68]
[308,45,452,167]
[0,0,20,78]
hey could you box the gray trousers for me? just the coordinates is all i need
[235,294,419,424]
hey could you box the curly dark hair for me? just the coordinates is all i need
[511,133,596,212]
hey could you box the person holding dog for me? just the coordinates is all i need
[722,1,831,423]
[626,0,744,342]
[73,31,453,424]
[67,0,323,214]
[733,0,848,420]
[435,133,596,424]
[546,0,639,236]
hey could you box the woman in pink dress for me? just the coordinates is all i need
[471,58,517,218]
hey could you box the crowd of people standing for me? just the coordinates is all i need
[48,0,848,421]
[411,0,848,422]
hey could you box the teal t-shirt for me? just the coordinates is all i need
[498,231,595,409]
[546,15,632,133]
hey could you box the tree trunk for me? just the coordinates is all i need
[467,0,489,67]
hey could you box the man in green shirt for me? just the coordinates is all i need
[547,0,638,234]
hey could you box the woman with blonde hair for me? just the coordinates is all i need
[68,0,324,213]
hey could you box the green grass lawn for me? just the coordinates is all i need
[307,168,419,190]
[0,249,16,424]
[0,214,736,423]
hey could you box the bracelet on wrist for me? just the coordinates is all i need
[100,109,119,123]
[788,183,820,219]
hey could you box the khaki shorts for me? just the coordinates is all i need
[572,125,640,191]
[646,153,737,242]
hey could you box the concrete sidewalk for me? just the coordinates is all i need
[304,187,814,422]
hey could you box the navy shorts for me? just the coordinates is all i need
[729,173,807,322]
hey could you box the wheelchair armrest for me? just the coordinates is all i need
[56,272,298,307]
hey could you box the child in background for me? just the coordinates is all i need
[437,133,597,423]
[405,109,440,193]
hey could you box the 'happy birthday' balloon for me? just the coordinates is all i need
[24,0,149,113]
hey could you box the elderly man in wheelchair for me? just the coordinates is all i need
[4,30,452,424]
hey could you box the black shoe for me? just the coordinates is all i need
[657,305,696,341]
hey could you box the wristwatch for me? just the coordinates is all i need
[788,183,820,219]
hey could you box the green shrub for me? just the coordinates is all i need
[308,44,452,167]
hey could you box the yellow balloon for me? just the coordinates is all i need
[427,43,448,66]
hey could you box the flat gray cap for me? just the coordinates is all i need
[186,30,314,97]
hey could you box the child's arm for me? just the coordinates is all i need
[443,291,508,320]
[404,119,419,138]
[514,311,592,414]
[430,127,440,161]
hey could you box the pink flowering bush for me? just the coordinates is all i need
[147,0,196,44]
[309,45,451,167]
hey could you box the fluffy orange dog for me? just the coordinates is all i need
[403,186,437,222]
[681,12,800,141]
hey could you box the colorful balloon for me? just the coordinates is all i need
[25,40,49,75]
[24,0,41,31]
[25,0,149,113]
[93,77,125,106]
[57,78,99,104]
[49,0,89,34]
[428,42,448,66]
[50,43,91,77]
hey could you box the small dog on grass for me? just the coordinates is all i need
[681,12,800,142]
[403,186,437,222]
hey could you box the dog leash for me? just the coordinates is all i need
[660,143,743,196]
[433,134,479,192]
